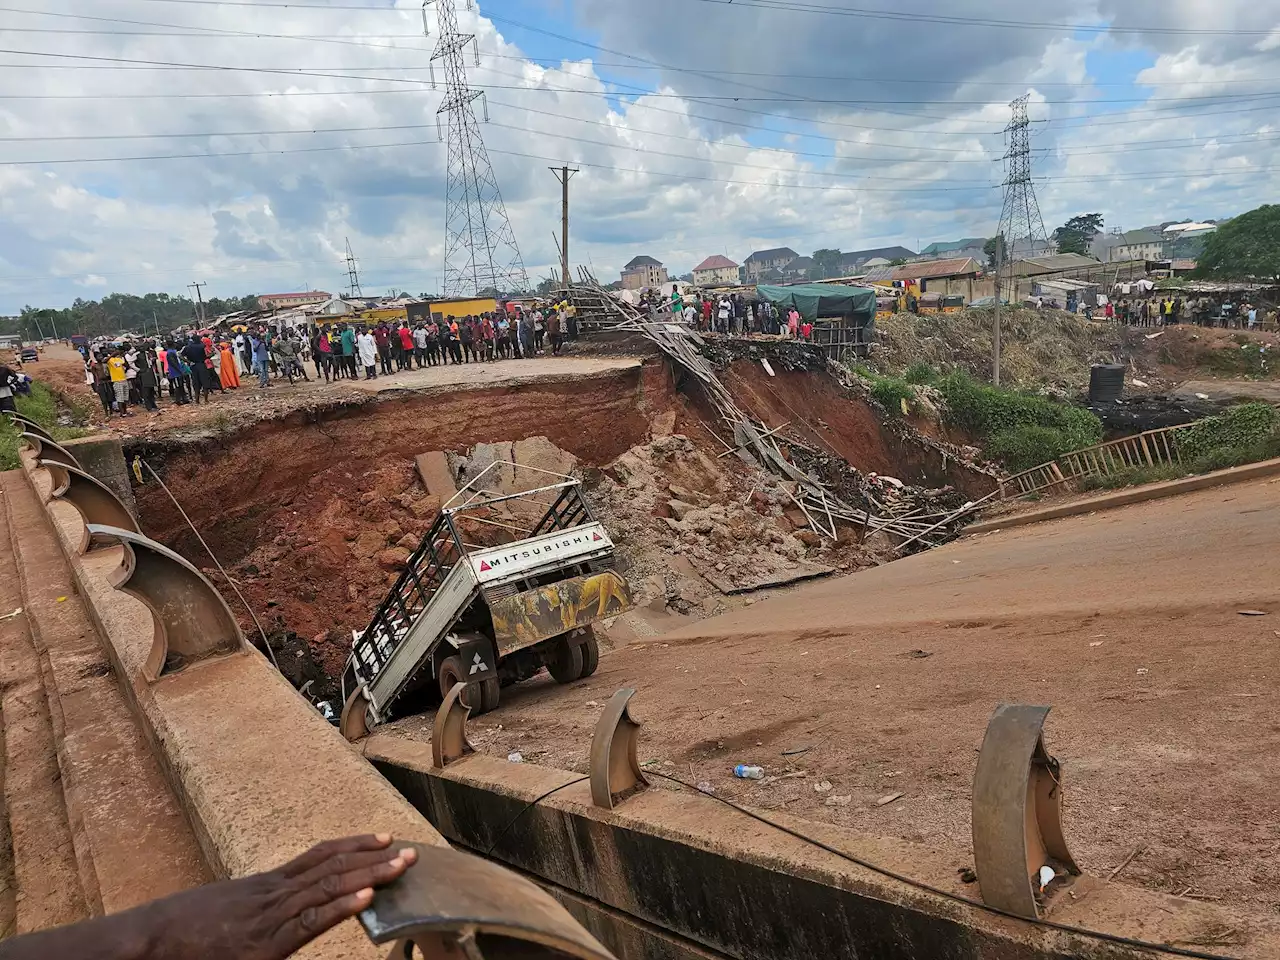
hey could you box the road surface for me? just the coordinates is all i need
[382,476,1280,913]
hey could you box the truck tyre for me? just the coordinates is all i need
[547,640,584,684]
[438,655,483,712]
[479,676,500,713]
[579,631,600,678]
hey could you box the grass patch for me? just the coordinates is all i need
[938,372,1103,471]
[0,383,92,470]
[850,363,917,416]
[1079,464,1187,491]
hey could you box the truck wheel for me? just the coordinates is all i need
[438,655,483,712]
[547,640,585,684]
[579,631,600,678]
[479,676,500,713]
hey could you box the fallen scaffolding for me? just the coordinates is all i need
[561,276,975,549]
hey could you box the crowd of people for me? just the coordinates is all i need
[642,285,815,339]
[72,301,585,417]
[1086,295,1277,329]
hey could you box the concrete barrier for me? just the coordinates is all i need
[20,452,446,960]
[61,435,136,517]
[366,734,1280,960]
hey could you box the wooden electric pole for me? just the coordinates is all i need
[549,166,578,291]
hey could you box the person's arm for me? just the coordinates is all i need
[0,834,414,960]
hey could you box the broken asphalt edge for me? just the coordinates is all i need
[966,456,1280,537]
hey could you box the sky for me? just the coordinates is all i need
[1,0,1279,312]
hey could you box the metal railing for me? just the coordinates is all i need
[999,422,1195,500]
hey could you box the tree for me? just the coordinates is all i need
[810,248,843,280]
[888,258,908,267]
[1052,213,1104,256]
[534,277,558,296]
[983,235,1005,270]
[1195,206,1280,280]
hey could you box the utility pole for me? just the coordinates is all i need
[152,310,161,338]
[45,310,59,342]
[549,166,578,293]
[188,282,207,326]
[992,240,1003,387]
[992,94,1047,386]
[344,237,364,298]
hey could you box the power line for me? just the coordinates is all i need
[686,0,1278,36]
[7,9,1280,89]
[47,0,1280,38]
[8,47,1273,105]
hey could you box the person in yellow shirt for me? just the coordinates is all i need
[107,346,131,417]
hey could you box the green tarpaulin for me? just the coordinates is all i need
[756,283,877,323]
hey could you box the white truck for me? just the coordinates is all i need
[339,464,633,740]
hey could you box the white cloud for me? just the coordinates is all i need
[1,0,1278,311]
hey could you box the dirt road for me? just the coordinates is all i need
[382,477,1280,913]
[24,343,641,438]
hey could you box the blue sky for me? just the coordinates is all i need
[1,0,1279,312]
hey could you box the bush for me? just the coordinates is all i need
[1177,403,1279,462]
[848,363,916,416]
[985,425,1079,472]
[868,376,914,415]
[939,372,1103,460]
[902,361,938,385]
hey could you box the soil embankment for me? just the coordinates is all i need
[128,355,986,690]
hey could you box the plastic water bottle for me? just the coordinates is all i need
[734,764,765,780]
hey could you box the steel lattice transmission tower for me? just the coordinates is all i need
[991,94,1047,386]
[996,94,1048,260]
[424,0,529,298]
[344,236,364,298]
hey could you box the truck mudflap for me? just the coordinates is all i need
[489,571,633,657]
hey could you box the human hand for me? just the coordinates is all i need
[144,834,417,960]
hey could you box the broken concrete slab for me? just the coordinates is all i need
[700,561,836,595]
[415,451,457,501]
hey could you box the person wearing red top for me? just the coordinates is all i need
[374,323,392,375]
[701,298,712,331]
[800,321,813,340]
[397,323,415,370]
[480,316,495,361]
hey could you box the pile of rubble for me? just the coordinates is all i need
[591,435,879,613]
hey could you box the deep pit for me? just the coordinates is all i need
[129,356,990,698]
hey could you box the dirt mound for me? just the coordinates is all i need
[873,308,1127,389]
[873,310,1280,395]
[593,434,882,618]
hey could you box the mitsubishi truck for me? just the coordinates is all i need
[339,463,633,740]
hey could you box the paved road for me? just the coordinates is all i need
[28,343,641,437]
[388,477,1280,913]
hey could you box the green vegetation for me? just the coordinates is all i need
[0,383,92,470]
[938,372,1103,471]
[1052,213,1104,256]
[1079,404,1280,491]
[1079,465,1187,491]
[1,291,262,342]
[901,361,939,385]
[1195,205,1280,282]
[1177,402,1279,462]
[850,364,917,416]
